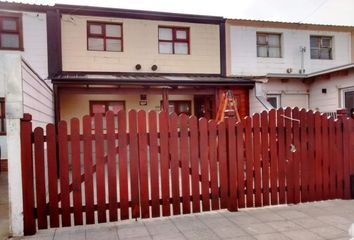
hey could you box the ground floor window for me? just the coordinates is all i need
[343,88,354,116]
[0,98,5,135]
[89,101,125,115]
[162,100,192,115]
[266,94,281,108]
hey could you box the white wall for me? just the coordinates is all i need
[309,69,354,112]
[230,25,352,76]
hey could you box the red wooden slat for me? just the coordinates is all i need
[95,114,107,223]
[83,115,94,224]
[208,120,219,210]
[180,114,191,213]
[228,118,238,211]
[343,118,352,199]
[277,108,286,204]
[33,127,47,229]
[269,109,278,205]
[292,108,301,204]
[189,116,200,213]
[129,110,140,218]
[328,119,336,199]
[284,108,294,204]
[138,110,149,218]
[335,120,344,198]
[314,112,323,201]
[118,110,129,220]
[148,111,160,217]
[299,109,309,202]
[199,117,210,211]
[106,111,118,221]
[170,113,181,215]
[46,124,59,228]
[159,111,170,216]
[307,111,316,202]
[253,114,262,207]
[58,121,71,226]
[236,120,245,208]
[260,111,270,206]
[21,114,36,235]
[217,122,228,209]
[70,118,83,225]
[321,115,330,200]
[244,117,254,207]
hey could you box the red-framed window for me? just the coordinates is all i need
[89,101,125,116]
[0,98,5,135]
[0,12,23,50]
[158,26,190,55]
[87,21,123,52]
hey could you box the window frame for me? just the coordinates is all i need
[161,100,192,115]
[0,11,23,51]
[158,26,190,55]
[0,98,5,135]
[266,94,281,109]
[310,35,333,60]
[256,32,282,58]
[89,100,126,116]
[87,21,123,52]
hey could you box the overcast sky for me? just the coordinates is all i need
[10,0,354,26]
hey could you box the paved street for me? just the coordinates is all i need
[14,199,354,240]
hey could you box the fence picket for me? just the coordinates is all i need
[118,110,129,220]
[328,119,336,199]
[343,118,352,199]
[33,127,47,229]
[277,108,286,204]
[292,108,301,204]
[307,111,316,202]
[245,117,254,207]
[189,116,200,213]
[199,118,210,211]
[314,112,323,201]
[300,109,309,202]
[284,108,294,204]
[106,111,118,221]
[228,118,238,211]
[269,109,278,205]
[260,111,270,206]
[170,113,181,215]
[236,120,245,208]
[209,120,219,210]
[180,114,191,213]
[335,120,344,198]
[253,114,262,207]
[148,111,160,217]
[217,122,228,209]
[70,118,83,225]
[321,115,330,200]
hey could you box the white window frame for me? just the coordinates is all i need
[266,94,281,109]
[340,86,354,109]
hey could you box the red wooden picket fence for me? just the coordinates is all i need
[20,108,354,235]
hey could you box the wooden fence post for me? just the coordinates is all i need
[20,113,36,235]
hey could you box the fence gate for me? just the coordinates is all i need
[20,108,354,235]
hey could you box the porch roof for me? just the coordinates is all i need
[52,72,255,87]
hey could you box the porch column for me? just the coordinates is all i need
[162,89,169,112]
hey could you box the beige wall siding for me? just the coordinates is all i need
[59,92,194,123]
[309,69,354,113]
[61,15,220,74]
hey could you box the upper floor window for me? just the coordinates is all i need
[158,27,189,55]
[87,21,123,52]
[0,13,23,50]
[310,36,332,60]
[256,33,281,58]
[0,98,5,135]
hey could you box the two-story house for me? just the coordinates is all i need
[49,4,254,125]
[226,19,354,116]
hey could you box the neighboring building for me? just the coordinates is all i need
[226,19,354,115]
[49,4,254,125]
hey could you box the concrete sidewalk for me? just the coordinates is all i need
[15,199,354,240]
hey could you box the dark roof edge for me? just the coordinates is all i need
[54,4,225,24]
[0,1,51,12]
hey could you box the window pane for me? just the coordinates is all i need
[320,48,331,59]
[178,102,190,113]
[108,102,124,114]
[174,42,188,54]
[106,24,121,38]
[268,35,280,47]
[168,103,175,114]
[269,47,280,58]
[89,24,102,35]
[267,97,278,108]
[92,103,106,114]
[159,42,173,54]
[159,28,172,40]
[1,33,19,48]
[88,37,104,50]
[310,37,319,48]
[3,19,17,31]
[176,30,187,40]
[257,34,266,44]
[106,39,122,51]
[321,38,331,48]
[257,46,267,57]
[311,49,320,59]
